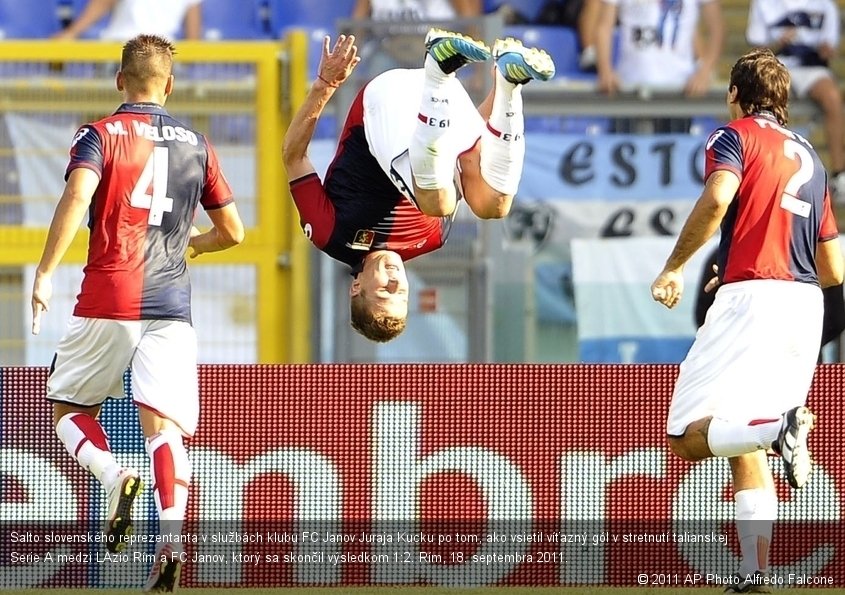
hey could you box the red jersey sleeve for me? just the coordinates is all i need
[289,173,335,250]
[201,140,234,210]
[819,188,839,242]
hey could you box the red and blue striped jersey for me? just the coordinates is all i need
[66,102,233,322]
[705,112,839,285]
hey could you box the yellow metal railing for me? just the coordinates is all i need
[0,39,310,363]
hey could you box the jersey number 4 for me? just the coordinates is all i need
[130,146,174,226]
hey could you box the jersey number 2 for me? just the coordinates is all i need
[780,139,814,218]
[130,147,174,226]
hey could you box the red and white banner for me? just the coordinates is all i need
[3,365,843,588]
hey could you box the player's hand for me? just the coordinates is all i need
[317,35,360,89]
[31,273,52,335]
[703,263,720,293]
[188,226,202,259]
[684,67,711,97]
[651,268,684,309]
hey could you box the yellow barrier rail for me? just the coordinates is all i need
[0,39,310,363]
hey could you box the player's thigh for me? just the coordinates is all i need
[458,147,514,220]
[131,320,199,437]
[667,285,771,434]
[48,317,140,407]
[364,70,482,178]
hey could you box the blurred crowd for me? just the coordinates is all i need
[1,0,844,198]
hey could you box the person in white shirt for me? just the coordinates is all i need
[55,0,202,41]
[351,0,482,75]
[595,0,724,96]
[353,0,480,21]
[747,0,845,201]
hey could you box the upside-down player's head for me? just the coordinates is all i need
[117,34,176,103]
[728,48,791,126]
[349,251,409,342]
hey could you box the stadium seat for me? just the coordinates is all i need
[202,0,270,40]
[0,0,63,38]
[484,0,547,23]
[267,0,356,36]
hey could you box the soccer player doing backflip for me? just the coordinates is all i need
[283,29,555,341]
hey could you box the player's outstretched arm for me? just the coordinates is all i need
[651,170,737,309]
[31,168,99,334]
[282,35,360,181]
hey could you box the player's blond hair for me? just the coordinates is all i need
[729,48,791,126]
[120,34,175,93]
[350,293,406,342]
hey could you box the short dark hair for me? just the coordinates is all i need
[350,293,406,342]
[120,34,175,93]
[729,48,791,125]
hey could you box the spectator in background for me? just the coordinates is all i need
[595,0,724,97]
[535,0,602,72]
[351,0,482,75]
[746,0,845,202]
[54,0,202,41]
[353,0,481,21]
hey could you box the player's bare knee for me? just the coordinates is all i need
[469,193,513,220]
[666,434,703,462]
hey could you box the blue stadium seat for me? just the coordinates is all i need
[0,0,63,38]
[202,0,270,40]
[503,25,585,80]
[484,0,547,23]
[268,0,356,35]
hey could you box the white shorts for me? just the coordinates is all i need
[362,68,484,199]
[789,66,833,98]
[667,280,822,436]
[48,317,199,437]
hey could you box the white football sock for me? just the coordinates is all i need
[146,431,191,533]
[707,417,782,458]
[55,412,120,486]
[481,68,525,195]
[410,55,461,190]
[735,488,777,576]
